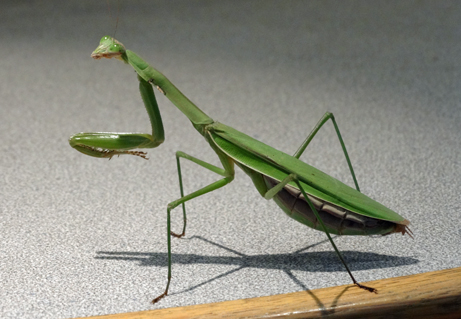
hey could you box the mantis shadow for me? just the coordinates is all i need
[95,235,418,298]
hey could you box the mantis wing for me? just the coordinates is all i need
[207,122,408,225]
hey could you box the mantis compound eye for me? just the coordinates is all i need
[100,35,110,43]
[110,43,123,53]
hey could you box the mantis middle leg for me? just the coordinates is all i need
[171,150,234,237]
[293,112,360,192]
[153,150,235,304]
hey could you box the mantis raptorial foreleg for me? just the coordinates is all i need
[69,75,164,158]
[293,112,360,192]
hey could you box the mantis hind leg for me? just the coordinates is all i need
[153,151,234,304]
[264,174,377,294]
[293,112,360,192]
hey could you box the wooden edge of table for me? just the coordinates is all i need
[79,266,461,319]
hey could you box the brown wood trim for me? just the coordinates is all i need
[78,266,461,319]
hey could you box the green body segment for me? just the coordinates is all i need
[124,50,214,126]
[69,132,158,152]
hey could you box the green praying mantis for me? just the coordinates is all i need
[69,36,412,304]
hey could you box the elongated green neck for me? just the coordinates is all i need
[125,50,214,127]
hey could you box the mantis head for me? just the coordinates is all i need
[91,36,126,61]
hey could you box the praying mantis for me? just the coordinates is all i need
[69,36,412,304]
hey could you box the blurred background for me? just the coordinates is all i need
[1,1,460,318]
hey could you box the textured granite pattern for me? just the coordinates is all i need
[1,1,460,318]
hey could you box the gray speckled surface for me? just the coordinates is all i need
[1,1,460,318]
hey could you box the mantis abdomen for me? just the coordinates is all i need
[264,176,405,236]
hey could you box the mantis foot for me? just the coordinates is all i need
[171,231,185,238]
[356,282,378,293]
[152,292,167,304]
